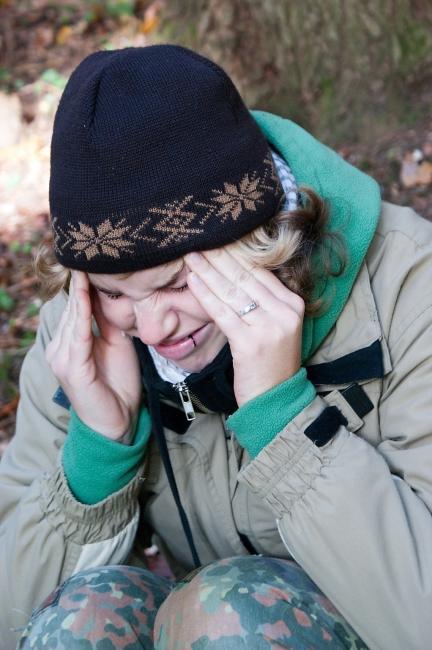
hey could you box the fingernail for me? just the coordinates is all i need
[185,252,202,264]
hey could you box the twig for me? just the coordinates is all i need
[5,276,38,296]
[0,396,19,419]
[0,346,29,356]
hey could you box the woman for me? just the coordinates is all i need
[1,45,431,650]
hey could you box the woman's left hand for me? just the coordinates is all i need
[185,248,305,407]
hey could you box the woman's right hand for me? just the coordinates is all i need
[46,271,142,443]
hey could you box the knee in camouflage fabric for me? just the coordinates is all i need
[18,565,172,649]
[18,558,367,649]
[154,556,368,649]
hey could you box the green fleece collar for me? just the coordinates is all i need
[252,111,381,361]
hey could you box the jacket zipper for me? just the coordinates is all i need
[173,381,196,420]
[173,381,211,420]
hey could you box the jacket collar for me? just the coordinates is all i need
[253,111,381,364]
[306,260,392,385]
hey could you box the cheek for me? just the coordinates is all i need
[99,299,135,330]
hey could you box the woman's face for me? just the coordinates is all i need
[88,258,227,373]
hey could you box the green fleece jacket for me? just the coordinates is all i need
[63,112,381,504]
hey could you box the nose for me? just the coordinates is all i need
[133,300,179,345]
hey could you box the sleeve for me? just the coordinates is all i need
[226,367,316,458]
[0,295,147,650]
[237,286,432,648]
[63,407,151,504]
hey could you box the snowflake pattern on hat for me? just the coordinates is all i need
[52,152,292,263]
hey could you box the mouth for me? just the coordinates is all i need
[160,333,195,346]
[158,323,208,347]
[154,323,210,360]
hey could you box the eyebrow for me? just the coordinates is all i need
[90,261,185,293]
[155,261,185,289]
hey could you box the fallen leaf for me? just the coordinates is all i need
[140,13,159,33]
[139,1,162,33]
[400,152,432,188]
[56,25,73,46]
[415,161,432,186]
[0,395,19,419]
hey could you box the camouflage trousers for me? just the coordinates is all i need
[19,556,368,649]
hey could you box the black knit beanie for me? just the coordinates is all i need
[50,45,284,273]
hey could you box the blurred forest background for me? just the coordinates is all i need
[1,0,432,454]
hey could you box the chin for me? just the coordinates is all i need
[181,342,225,374]
[180,355,211,374]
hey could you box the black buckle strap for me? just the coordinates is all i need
[305,383,373,447]
[306,339,384,385]
[339,383,373,418]
[304,406,347,447]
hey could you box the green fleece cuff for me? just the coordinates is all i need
[63,407,151,505]
[226,368,316,458]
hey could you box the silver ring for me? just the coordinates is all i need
[238,300,259,317]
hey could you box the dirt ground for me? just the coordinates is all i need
[1,1,432,455]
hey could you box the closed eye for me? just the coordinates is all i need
[167,284,188,293]
[96,279,188,300]
[98,289,123,300]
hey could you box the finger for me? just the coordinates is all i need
[185,251,257,315]
[72,271,93,343]
[46,273,95,386]
[68,271,79,327]
[60,272,93,364]
[187,270,249,338]
[222,245,305,314]
[45,292,72,364]
[187,250,300,319]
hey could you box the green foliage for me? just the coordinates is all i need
[83,8,96,23]
[0,353,18,400]
[84,0,135,23]
[41,69,68,90]
[58,3,79,25]
[0,290,15,313]
[19,331,36,348]
[0,68,11,83]
[26,302,40,318]
[8,241,33,256]
[106,1,135,18]
[397,22,429,72]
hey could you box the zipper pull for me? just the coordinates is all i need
[173,381,196,421]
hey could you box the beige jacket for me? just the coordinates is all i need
[1,202,432,650]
